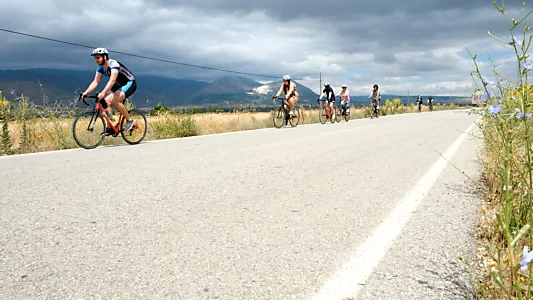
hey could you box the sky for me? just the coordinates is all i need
[0,0,531,96]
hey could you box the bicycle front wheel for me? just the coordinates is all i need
[335,107,342,123]
[121,109,148,145]
[272,107,286,128]
[319,107,328,124]
[72,111,106,149]
[345,108,350,122]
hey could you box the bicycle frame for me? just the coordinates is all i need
[317,99,334,118]
[81,94,126,135]
[273,97,290,120]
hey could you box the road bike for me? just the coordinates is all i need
[335,96,350,122]
[370,101,379,119]
[317,98,337,124]
[72,94,147,149]
[272,96,301,128]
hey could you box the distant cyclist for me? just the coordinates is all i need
[273,75,299,115]
[368,84,380,114]
[80,47,137,135]
[320,82,336,119]
[338,84,351,114]
[416,95,423,112]
[428,96,434,112]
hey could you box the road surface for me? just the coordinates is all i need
[0,110,481,299]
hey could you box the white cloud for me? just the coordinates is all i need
[0,0,531,96]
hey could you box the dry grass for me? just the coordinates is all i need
[0,104,465,155]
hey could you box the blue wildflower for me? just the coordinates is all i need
[489,105,501,115]
[522,246,533,270]
[511,35,523,46]
[483,76,495,85]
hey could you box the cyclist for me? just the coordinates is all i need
[80,48,137,135]
[416,95,423,112]
[273,75,299,115]
[337,84,351,115]
[428,96,434,112]
[368,84,380,115]
[319,82,336,119]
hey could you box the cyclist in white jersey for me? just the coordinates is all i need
[80,48,137,134]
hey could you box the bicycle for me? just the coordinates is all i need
[428,102,434,112]
[272,96,301,128]
[370,101,379,119]
[417,102,423,113]
[335,96,350,122]
[72,94,148,149]
[317,98,337,124]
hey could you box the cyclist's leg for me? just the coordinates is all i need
[330,99,335,117]
[112,81,136,124]
[287,95,298,113]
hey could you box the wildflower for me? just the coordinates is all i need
[521,246,533,270]
[483,76,495,85]
[511,35,523,46]
[489,105,501,115]
[515,108,532,119]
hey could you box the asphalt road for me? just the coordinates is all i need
[0,110,481,299]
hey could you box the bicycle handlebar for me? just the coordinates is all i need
[79,93,101,106]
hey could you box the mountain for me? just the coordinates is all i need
[0,68,469,108]
[249,80,318,104]
[0,68,320,108]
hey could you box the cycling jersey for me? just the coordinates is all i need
[338,89,350,102]
[96,59,135,87]
[322,86,335,102]
[371,90,379,101]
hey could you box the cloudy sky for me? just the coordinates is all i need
[0,0,531,96]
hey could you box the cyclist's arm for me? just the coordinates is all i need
[100,68,119,95]
[275,84,284,98]
[83,72,103,95]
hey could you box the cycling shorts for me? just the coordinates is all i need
[111,80,137,99]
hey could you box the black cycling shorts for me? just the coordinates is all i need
[111,80,137,99]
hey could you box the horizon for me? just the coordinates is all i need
[0,0,530,97]
[0,67,471,98]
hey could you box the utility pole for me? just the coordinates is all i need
[319,72,322,96]
[407,89,409,105]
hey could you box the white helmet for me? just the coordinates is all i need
[283,75,291,81]
[324,82,330,87]
[91,48,109,56]
[341,84,347,88]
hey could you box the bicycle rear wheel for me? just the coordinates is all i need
[72,110,106,149]
[121,109,148,145]
[273,107,286,128]
[289,108,301,127]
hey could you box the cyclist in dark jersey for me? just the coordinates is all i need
[80,48,137,134]
[320,82,336,119]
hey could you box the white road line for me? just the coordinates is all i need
[320,125,376,135]
[311,121,477,300]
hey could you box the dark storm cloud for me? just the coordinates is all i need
[0,0,530,94]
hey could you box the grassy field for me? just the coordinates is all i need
[0,98,461,155]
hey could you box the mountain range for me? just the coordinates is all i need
[0,68,471,108]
